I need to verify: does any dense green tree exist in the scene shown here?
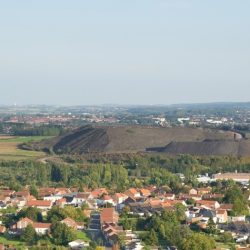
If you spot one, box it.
[220,232,234,243]
[232,197,249,216]
[206,218,217,234]
[224,185,249,215]
[146,229,158,246]
[181,233,215,250]
[47,206,67,223]
[51,222,76,246]
[18,207,43,222]
[21,224,37,245]
[30,184,39,199]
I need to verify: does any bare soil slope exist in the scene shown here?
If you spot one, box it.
[161,139,250,156]
[32,125,248,156]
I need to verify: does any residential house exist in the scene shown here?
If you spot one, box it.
[33,222,51,235]
[14,190,30,200]
[90,188,108,199]
[0,225,6,234]
[38,188,56,198]
[196,200,220,210]
[220,204,233,211]
[180,194,202,201]
[10,197,27,209]
[189,188,198,195]
[72,192,90,206]
[55,188,71,196]
[27,200,53,210]
[102,223,123,246]
[165,193,175,200]
[203,194,224,200]
[197,187,212,195]
[43,195,63,203]
[61,217,78,230]
[139,188,151,197]
[0,195,10,205]
[113,193,128,206]
[100,208,119,225]
[216,209,228,223]
[61,217,84,230]
[125,188,141,198]
[198,208,217,223]
[55,198,67,207]
[166,199,187,207]
[16,217,33,229]
[13,217,51,235]
[97,195,115,206]
[0,189,15,197]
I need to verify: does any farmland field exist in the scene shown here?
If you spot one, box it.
[0,135,51,161]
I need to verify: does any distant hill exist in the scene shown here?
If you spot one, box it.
[28,125,250,156]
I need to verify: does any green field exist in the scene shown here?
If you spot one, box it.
[0,136,52,161]
[0,236,25,250]
[0,135,52,143]
[76,231,90,241]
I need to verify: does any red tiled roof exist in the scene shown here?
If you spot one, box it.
[0,225,6,233]
[114,193,127,198]
[220,204,233,210]
[27,200,52,207]
[61,217,78,229]
[91,189,108,198]
[197,200,218,205]
[100,208,118,224]
[127,188,138,195]
[33,222,51,229]
[56,198,67,204]
[76,192,90,199]
[148,198,162,206]
[19,217,33,224]
[216,209,227,215]
[140,189,151,196]
[15,191,30,197]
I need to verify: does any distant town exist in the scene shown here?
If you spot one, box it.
[1,103,250,137]
[1,103,250,250]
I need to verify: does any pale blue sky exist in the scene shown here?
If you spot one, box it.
[0,0,250,105]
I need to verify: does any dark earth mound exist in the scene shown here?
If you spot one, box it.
[157,140,250,156]
[30,125,250,156]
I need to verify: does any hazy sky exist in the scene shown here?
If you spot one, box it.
[0,1,250,105]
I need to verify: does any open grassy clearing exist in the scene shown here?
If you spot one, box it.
[0,136,52,161]
[0,235,25,249]
[76,231,90,241]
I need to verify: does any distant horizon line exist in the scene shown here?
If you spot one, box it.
[0,101,250,107]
